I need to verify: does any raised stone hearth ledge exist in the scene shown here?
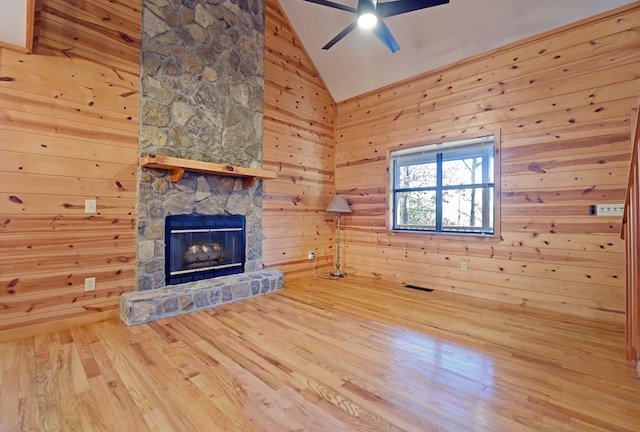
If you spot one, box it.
[120,270,284,326]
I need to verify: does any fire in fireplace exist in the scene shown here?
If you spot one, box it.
[165,215,246,285]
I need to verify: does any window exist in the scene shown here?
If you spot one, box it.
[389,134,498,235]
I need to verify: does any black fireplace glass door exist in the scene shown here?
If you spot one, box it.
[165,215,246,285]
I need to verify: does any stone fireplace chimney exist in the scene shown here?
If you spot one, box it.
[137,0,265,290]
[120,0,282,325]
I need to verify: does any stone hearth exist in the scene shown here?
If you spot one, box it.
[120,270,283,326]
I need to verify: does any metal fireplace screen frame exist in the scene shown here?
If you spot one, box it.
[165,214,246,285]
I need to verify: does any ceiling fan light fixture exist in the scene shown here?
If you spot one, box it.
[357,12,377,29]
[306,0,449,52]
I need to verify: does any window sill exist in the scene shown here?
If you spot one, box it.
[390,229,502,243]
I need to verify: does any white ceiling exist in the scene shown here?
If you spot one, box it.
[278,0,637,102]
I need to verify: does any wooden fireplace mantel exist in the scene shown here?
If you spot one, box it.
[139,154,278,188]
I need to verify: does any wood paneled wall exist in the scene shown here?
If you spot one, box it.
[262,0,337,276]
[0,0,141,341]
[334,4,640,322]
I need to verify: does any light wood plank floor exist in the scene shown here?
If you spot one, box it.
[1,275,640,431]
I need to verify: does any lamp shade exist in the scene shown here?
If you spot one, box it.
[326,195,351,213]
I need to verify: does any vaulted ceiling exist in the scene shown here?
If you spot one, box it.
[278,0,638,102]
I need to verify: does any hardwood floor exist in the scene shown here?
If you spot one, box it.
[1,275,639,431]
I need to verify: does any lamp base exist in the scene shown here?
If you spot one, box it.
[330,269,347,278]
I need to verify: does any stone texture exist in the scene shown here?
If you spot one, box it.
[141,101,170,127]
[163,296,179,313]
[120,270,284,325]
[148,199,166,218]
[195,176,211,201]
[142,75,175,104]
[169,126,193,147]
[171,102,195,126]
[203,66,218,82]
[163,59,183,76]
[144,258,164,273]
[150,177,170,194]
[138,240,156,261]
[134,0,267,294]
[194,195,226,214]
[164,192,196,215]
[195,4,214,27]
[144,9,171,37]
[145,219,165,239]
[139,126,168,148]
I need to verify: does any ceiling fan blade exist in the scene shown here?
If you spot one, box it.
[322,21,358,50]
[377,0,449,18]
[302,0,357,13]
[373,19,400,53]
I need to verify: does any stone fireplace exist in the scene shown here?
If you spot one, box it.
[119,0,283,326]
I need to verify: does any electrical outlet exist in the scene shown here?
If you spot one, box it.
[85,199,97,213]
[84,277,96,291]
[460,261,468,271]
[596,203,624,217]
[308,251,315,260]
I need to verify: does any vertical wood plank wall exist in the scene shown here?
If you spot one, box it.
[262,0,337,276]
[334,4,640,323]
[0,0,141,341]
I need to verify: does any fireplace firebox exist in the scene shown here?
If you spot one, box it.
[165,215,246,285]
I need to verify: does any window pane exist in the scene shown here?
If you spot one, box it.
[397,163,437,188]
[395,191,436,228]
[442,156,487,186]
[442,187,494,232]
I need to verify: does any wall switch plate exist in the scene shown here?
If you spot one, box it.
[85,199,97,213]
[596,203,624,217]
[460,261,468,271]
[84,277,96,291]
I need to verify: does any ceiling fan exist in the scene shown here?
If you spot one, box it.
[301,0,450,53]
